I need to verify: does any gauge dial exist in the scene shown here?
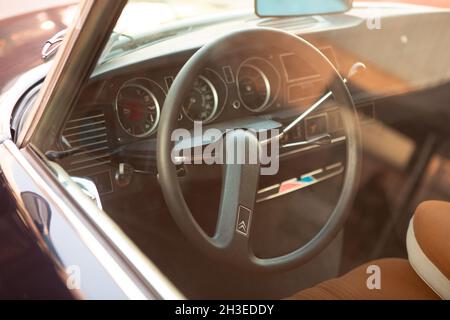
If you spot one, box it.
[182,76,219,123]
[237,64,271,112]
[115,83,160,137]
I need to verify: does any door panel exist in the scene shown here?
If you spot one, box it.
[0,140,142,299]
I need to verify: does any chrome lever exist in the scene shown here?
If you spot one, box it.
[282,133,332,148]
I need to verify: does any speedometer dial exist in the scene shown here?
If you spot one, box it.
[237,63,271,112]
[115,83,160,137]
[182,76,219,123]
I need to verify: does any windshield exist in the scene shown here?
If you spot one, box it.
[115,0,253,35]
[113,0,450,35]
[101,0,450,63]
[116,0,450,31]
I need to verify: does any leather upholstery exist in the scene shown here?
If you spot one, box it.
[290,258,439,300]
[290,200,450,300]
[411,201,450,279]
[407,201,450,299]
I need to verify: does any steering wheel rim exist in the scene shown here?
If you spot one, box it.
[157,28,360,272]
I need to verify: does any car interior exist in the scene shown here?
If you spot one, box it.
[24,0,450,299]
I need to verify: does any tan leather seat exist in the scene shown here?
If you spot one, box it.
[291,200,450,300]
[407,201,450,299]
[290,258,439,300]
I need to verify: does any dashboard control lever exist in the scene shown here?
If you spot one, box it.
[115,163,134,187]
[346,62,367,81]
[267,62,367,144]
[281,133,332,148]
[45,146,82,160]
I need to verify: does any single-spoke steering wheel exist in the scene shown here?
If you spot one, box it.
[157,28,360,272]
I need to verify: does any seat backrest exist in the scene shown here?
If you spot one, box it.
[406,201,450,299]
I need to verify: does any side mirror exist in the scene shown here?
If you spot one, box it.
[41,29,67,60]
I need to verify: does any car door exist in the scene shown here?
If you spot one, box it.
[0,0,180,300]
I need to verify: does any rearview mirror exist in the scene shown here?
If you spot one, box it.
[255,0,353,17]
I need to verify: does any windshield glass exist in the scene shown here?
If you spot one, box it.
[101,0,450,63]
[115,0,253,35]
[98,0,253,63]
[115,0,450,34]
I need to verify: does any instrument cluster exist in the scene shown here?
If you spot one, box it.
[111,47,336,139]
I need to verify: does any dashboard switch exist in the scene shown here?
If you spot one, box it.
[305,114,327,139]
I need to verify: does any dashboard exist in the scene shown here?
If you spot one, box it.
[60,45,347,198]
[57,4,450,202]
[91,45,338,134]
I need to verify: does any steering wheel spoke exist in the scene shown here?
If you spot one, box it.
[213,130,260,253]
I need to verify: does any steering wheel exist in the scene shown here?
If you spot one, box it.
[157,28,360,272]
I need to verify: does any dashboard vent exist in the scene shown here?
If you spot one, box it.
[63,110,112,173]
[258,16,321,32]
